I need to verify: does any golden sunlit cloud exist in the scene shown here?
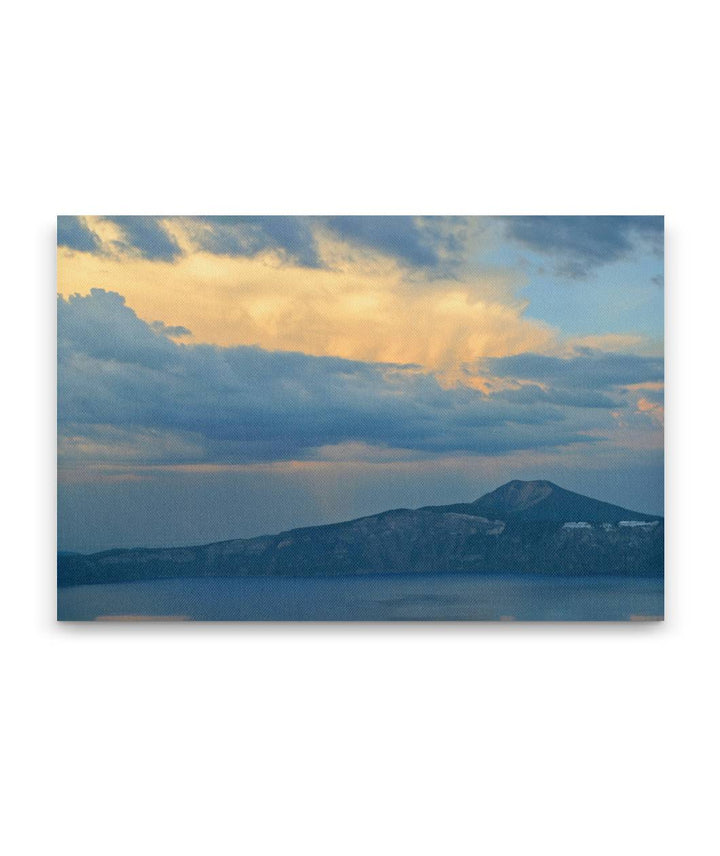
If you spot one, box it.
[57,237,558,373]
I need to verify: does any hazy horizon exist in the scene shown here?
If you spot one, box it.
[58,472,664,554]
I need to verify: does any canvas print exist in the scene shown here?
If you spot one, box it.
[57,216,664,621]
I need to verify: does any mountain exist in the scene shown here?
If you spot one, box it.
[421,479,660,523]
[57,480,663,587]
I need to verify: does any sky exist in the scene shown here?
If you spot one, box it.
[57,215,664,552]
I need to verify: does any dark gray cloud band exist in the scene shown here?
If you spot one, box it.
[500,215,663,278]
[57,215,663,281]
[484,350,664,390]
[58,290,662,466]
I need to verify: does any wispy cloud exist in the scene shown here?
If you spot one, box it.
[57,216,101,253]
[183,216,322,267]
[58,215,475,275]
[499,215,663,277]
[103,216,182,261]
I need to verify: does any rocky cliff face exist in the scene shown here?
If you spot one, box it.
[58,481,664,586]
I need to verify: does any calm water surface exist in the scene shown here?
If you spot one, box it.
[57,573,663,621]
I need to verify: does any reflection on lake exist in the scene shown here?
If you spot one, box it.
[58,573,663,621]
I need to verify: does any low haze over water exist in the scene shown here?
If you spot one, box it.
[58,574,663,622]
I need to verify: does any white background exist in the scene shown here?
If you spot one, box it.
[2,2,718,854]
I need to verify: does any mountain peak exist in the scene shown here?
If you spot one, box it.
[470,480,660,523]
[472,480,556,513]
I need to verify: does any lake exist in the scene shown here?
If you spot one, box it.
[57,573,663,621]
